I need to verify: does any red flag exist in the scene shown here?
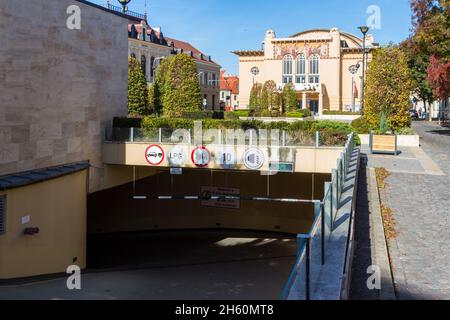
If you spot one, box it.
[354,81,358,98]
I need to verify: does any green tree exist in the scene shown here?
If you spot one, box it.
[128,57,148,116]
[282,83,298,112]
[249,82,263,112]
[364,46,413,131]
[410,0,450,101]
[401,38,434,111]
[260,80,278,112]
[154,58,169,115]
[147,83,155,114]
[161,54,202,117]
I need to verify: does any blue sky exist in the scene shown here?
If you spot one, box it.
[91,0,413,74]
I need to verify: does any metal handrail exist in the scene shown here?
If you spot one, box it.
[280,132,355,300]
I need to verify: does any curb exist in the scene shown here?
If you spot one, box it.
[368,168,396,300]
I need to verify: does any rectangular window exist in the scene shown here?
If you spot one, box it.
[0,195,5,235]
[296,76,306,84]
[283,76,292,84]
[309,75,320,84]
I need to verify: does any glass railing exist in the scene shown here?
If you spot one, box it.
[280,133,355,300]
[107,127,350,148]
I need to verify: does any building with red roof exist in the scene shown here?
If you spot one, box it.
[128,21,221,111]
[220,71,239,111]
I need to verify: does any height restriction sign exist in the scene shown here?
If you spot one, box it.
[145,145,165,166]
[192,146,211,168]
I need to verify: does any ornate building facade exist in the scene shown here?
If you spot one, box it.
[233,28,378,114]
[128,20,221,110]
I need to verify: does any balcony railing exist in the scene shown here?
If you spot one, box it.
[107,3,146,20]
[277,83,321,92]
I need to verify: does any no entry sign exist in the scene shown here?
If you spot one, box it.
[192,146,211,167]
[145,145,165,166]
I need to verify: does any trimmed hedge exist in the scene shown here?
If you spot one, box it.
[351,117,371,134]
[284,111,305,118]
[137,117,360,146]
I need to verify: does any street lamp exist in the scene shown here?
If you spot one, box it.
[117,0,131,13]
[358,26,369,114]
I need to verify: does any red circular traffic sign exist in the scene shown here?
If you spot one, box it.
[145,145,165,166]
[191,146,211,168]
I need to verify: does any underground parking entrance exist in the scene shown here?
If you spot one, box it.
[86,167,330,300]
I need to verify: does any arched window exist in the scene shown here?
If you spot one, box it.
[282,55,293,84]
[309,54,320,83]
[141,55,147,79]
[296,54,306,84]
[130,25,138,39]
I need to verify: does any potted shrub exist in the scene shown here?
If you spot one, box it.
[370,111,398,155]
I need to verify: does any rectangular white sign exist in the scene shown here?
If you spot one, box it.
[201,186,240,210]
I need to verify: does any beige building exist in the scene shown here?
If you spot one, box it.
[233,28,377,114]
[128,21,222,111]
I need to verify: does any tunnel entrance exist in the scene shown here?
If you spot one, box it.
[88,167,330,235]
[85,167,330,299]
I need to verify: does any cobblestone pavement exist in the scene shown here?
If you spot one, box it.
[373,121,450,300]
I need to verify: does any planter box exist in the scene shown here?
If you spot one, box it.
[370,133,398,155]
[359,134,420,147]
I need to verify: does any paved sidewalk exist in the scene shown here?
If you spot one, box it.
[360,121,450,300]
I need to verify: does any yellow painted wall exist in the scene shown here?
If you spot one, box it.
[0,170,88,280]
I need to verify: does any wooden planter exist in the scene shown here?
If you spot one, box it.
[370,131,398,155]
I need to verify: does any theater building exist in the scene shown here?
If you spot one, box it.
[233,28,378,114]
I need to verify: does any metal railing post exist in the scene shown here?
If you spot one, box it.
[315,131,320,148]
[320,202,325,265]
[306,238,311,300]
[218,129,222,145]
[282,130,287,147]
[130,127,134,142]
[158,128,162,143]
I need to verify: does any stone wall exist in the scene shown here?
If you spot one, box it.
[0,0,129,192]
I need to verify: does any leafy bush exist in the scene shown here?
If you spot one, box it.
[351,117,372,134]
[259,110,272,117]
[181,111,213,119]
[395,127,415,135]
[301,109,312,117]
[233,110,251,118]
[224,112,239,120]
[271,110,281,118]
[129,117,361,146]
[284,111,305,118]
